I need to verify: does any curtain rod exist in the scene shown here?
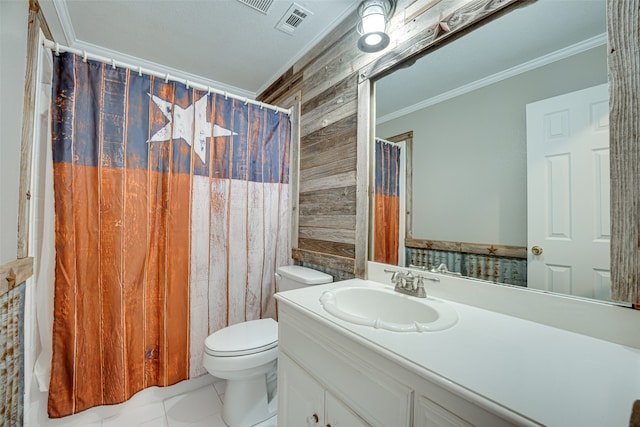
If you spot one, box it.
[375,137,400,145]
[42,39,292,116]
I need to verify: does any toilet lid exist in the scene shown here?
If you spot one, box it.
[204,318,278,357]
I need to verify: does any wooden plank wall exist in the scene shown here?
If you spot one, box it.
[259,0,524,277]
[0,258,33,297]
[405,238,527,259]
[608,0,640,305]
[2,0,51,297]
[17,0,52,259]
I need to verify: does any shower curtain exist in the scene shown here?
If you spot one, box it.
[48,52,291,418]
[373,139,401,265]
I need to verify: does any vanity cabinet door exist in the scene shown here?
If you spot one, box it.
[279,353,325,426]
[279,352,371,427]
[415,395,473,427]
[325,392,370,427]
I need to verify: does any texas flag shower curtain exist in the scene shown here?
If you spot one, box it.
[49,52,291,417]
[373,139,401,265]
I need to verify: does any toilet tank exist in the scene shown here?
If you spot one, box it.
[276,265,333,292]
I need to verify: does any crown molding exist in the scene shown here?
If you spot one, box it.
[377,33,607,124]
[51,0,76,45]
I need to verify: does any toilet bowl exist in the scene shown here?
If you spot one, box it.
[203,266,332,427]
[203,318,278,427]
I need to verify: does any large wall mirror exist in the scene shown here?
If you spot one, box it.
[369,0,620,303]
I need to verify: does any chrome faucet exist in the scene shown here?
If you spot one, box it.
[384,269,439,298]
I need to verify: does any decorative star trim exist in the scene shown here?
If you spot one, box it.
[487,245,498,255]
[433,12,453,39]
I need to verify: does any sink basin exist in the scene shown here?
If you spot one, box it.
[319,286,458,332]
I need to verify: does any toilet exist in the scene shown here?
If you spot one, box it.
[202,265,332,427]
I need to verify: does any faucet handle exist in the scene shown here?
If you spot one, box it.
[431,263,449,273]
[403,270,415,289]
[413,275,425,298]
[384,268,400,284]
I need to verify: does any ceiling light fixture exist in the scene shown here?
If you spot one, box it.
[357,0,396,53]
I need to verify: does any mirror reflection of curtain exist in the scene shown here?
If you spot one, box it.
[374,139,400,264]
[48,52,291,418]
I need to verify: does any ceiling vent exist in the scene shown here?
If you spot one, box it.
[236,0,274,14]
[276,3,313,34]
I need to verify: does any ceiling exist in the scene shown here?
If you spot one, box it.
[39,0,360,98]
[38,0,606,112]
[376,0,607,121]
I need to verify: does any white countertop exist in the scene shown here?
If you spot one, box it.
[276,279,640,427]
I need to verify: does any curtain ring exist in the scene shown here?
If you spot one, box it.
[111,59,116,70]
[243,98,248,105]
[82,50,87,62]
[54,42,60,56]
[207,86,212,95]
[224,91,228,100]
[138,66,142,77]
[259,102,264,110]
[185,80,190,89]
[165,73,170,83]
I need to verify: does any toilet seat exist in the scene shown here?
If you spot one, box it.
[205,318,278,357]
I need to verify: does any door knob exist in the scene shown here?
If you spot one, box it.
[532,245,543,256]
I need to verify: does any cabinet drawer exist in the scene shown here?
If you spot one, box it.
[279,312,412,427]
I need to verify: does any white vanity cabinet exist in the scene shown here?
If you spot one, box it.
[279,353,369,427]
[414,395,474,427]
[325,392,371,427]
[277,279,640,426]
[277,296,529,427]
[277,303,413,426]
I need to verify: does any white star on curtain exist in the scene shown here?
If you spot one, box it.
[148,94,237,164]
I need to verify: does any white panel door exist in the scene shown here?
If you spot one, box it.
[278,353,325,427]
[325,392,370,427]
[526,83,610,300]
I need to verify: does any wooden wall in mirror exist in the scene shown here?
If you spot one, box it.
[367,0,638,304]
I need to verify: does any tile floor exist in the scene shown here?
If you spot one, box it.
[103,381,229,427]
[27,377,277,427]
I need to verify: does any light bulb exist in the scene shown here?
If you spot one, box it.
[365,33,383,46]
